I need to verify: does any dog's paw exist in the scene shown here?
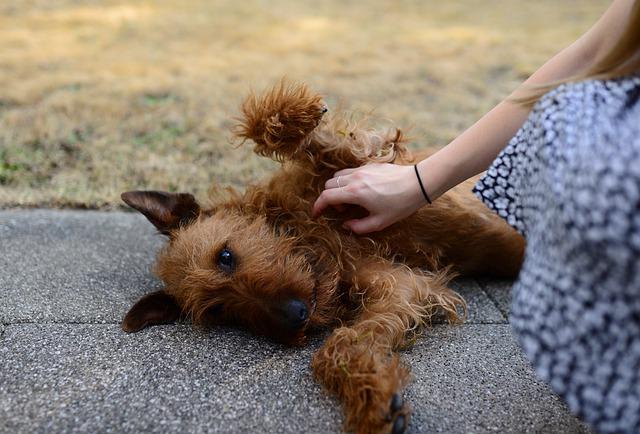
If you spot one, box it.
[234,79,327,162]
[388,393,408,434]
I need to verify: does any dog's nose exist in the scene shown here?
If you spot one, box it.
[284,299,308,329]
[320,106,328,114]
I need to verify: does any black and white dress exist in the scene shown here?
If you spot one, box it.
[473,74,640,433]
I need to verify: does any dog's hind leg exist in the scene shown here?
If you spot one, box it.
[311,261,464,434]
[305,116,414,172]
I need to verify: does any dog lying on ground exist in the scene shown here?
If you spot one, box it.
[121,80,524,434]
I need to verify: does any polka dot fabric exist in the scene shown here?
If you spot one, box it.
[474,74,640,433]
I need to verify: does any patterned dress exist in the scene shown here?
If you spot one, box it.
[473,74,640,434]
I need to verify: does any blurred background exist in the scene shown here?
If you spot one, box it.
[0,0,608,208]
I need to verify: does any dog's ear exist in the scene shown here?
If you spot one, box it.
[121,190,200,236]
[122,290,181,333]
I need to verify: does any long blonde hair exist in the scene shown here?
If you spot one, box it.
[518,0,640,106]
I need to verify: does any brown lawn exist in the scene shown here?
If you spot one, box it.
[0,0,609,208]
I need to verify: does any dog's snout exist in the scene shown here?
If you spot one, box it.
[285,299,308,329]
[320,106,328,114]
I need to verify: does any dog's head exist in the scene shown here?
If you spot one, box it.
[121,190,332,346]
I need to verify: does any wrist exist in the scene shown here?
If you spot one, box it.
[416,148,464,202]
[414,159,441,202]
[400,164,429,212]
[413,164,432,204]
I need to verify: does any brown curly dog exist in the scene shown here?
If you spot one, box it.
[121,80,524,434]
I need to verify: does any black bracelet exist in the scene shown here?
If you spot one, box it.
[414,164,432,204]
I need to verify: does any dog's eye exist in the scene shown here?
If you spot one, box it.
[217,248,235,273]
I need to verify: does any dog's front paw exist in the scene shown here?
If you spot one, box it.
[388,393,409,434]
[355,391,410,434]
[234,79,327,162]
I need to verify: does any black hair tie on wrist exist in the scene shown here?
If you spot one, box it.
[414,164,432,204]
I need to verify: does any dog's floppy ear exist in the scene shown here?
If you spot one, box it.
[121,190,200,236]
[122,290,181,333]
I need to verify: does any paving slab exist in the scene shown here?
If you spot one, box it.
[476,278,514,317]
[0,210,163,323]
[0,324,340,434]
[405,325,593,433]
[0,210,504,325]
[0,323,590,434]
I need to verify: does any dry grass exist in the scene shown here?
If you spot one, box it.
[0,0,608,208]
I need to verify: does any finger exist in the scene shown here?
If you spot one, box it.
[334,204,346,212]
[312,188,360,217]
[324,173,353,189]
[324,177,339,189]
[342,216,387,234]
[335,162,381,178]
[333,167,358,177]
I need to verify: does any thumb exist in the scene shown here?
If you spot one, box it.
[342,216,386,234]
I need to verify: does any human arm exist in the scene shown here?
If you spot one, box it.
[312,0,636,234]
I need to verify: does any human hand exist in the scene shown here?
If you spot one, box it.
[312,163,427,234]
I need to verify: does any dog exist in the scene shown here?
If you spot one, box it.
[120,80,524,434]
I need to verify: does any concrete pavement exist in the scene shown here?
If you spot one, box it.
[0,210,592,433]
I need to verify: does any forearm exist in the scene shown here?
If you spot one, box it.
[418,0,635,201]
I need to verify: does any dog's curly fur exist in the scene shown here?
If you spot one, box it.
[121,80,524,434]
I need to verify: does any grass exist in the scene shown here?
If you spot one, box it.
[0,0,609,208]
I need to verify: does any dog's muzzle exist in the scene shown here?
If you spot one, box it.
[283,299,308,330]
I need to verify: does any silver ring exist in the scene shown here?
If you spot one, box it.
[337,176,342,188]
